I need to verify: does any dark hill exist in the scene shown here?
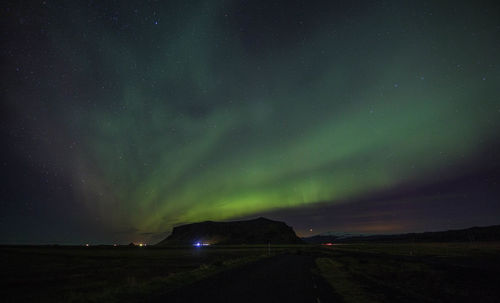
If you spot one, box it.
[157,217,303,245]
[302,225,500,244]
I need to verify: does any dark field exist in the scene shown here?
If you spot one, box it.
[0,245,289,302]
[1,243,500,302]
[316,242,500,303]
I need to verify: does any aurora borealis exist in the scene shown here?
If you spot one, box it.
[1,1,500,244]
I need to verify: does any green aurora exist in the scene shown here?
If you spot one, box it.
[2,1,500,243]
[73,2,499,235]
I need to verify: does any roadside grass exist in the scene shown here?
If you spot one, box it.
[328,242,500,258]
[315,242,500,303]
[315,257,377,303]
[80,253,270,303]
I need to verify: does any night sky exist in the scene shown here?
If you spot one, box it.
[1,1,500,244]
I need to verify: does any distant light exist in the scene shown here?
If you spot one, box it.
[85,243,89,247]
[309,228,313,232]
[322,243,333,246]
[113,244,117,247]
[139,243,143,247]
[193,242,210,247]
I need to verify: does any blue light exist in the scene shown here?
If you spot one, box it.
[193,242,210,247]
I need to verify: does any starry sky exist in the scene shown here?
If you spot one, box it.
[1,0,500,244]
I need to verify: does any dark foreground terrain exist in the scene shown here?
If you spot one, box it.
[317,242,500,303]
[152,253,338,303]
[1,242,500,302]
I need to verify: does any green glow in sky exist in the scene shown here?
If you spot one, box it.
[40,1,500,241]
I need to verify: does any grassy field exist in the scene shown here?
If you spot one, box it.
[2,243,500,302]
[315,242,500,303]
[0,245,291,302]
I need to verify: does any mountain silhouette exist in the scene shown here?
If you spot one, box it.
[157,217,303,245]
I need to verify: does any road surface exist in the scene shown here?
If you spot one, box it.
[152,253,339,303]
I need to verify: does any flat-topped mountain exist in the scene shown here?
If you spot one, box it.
[157,217,303,245]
